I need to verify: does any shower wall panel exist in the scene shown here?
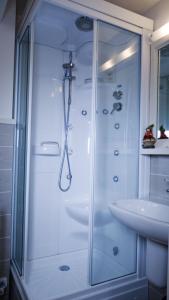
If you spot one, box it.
[59,56,92,253]
[91,66,138,282]
[28,45,63,259]
[28,44,92,260]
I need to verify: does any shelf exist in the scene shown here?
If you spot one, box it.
[0,118,16,124]
[141,139,169,155]
[33,142,61,156]
[141,148,169,155]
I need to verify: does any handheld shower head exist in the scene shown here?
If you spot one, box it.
[62,62,74,69]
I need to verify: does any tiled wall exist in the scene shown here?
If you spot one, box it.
[150,156,169,205]
[0,124,14,299]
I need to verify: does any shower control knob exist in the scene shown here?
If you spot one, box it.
[113,90,123,100]
[115,102,122,111]
[110,102,122,114]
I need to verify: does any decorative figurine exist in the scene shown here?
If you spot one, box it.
[159,125,168,139]
[142,124,156,148]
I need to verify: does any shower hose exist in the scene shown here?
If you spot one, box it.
[58,52,73,192]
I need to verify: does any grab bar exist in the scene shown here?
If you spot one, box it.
[40,141,60,147]
[34,141,61,156]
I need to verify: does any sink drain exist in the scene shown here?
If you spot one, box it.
[59,265,70,271]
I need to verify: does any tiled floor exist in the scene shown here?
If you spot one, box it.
[24,249,128,300]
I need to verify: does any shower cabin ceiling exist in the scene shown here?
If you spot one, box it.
[35,2,93,51]
[35,2,133,53]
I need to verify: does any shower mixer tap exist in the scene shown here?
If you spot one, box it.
[113,90,123,100]
[110,102,122,114]
[63,62,74,69]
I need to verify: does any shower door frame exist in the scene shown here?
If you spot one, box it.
[11,21,35,279]
[90,19,148,286]
[13,0,153,291]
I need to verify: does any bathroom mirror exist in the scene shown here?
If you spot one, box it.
[142,35,169,155]
[157,43,169,138]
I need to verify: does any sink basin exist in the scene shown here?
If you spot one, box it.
[66,201,113,227]
[109,199,169,245]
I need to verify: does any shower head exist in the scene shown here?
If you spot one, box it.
[75,16,93,32]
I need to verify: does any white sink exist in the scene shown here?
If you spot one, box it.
[66,201,113,227]
[109,199,169,245]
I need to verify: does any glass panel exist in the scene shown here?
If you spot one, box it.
[13,27,30,275]
[91,21,141,285]
[24,3,94,298]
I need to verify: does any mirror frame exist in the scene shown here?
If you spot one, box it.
[150,32,169,139]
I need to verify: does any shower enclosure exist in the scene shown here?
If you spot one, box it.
[12,1,152,299]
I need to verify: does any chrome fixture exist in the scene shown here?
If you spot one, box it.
[114,123,120,129]
[81,110,87,116]
[58,51,75,192]
[114,150,119,156]
[113,90,123,100]
[113,176,119,182]
[75,16,93,32]
[110,102,122,114]
[59,265,70,271]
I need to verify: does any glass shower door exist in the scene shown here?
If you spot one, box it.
[13,27,30,275]
[91,20,141,285]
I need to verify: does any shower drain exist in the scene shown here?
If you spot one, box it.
[59,265,70,271]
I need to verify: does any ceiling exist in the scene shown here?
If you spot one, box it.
[16,0,28,26]
[105,0,161,14]
[16,0,27,15]
[16,0,162,22]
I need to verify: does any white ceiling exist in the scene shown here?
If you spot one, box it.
[105,0,161,14]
